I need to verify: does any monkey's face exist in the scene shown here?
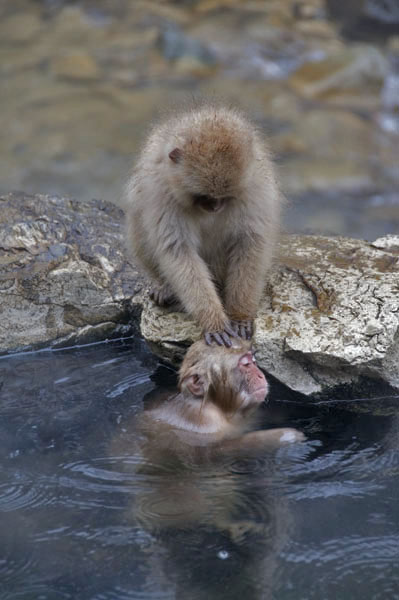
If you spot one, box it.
[235,351,268,406]
[191,193,232,214]
[179,341,268,417]
[168,140,244,211]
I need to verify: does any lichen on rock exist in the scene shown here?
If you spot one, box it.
[142,234,399,396]
[0,192,143,353]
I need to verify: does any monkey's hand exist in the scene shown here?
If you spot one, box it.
[230,319,254,340]
[244,428,306,449]
[204,323,238,348]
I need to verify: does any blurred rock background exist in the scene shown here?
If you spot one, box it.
[1,0,398,239]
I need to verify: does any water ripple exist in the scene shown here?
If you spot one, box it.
[2,585,71,600]
[0,555,36,587]
[281,535,399,599]
[273,442,399,500]
[0,479,55,512]
[54,458,138,509]
[106,373,152,399]
[284,534,399,566]
[93,585,174,600]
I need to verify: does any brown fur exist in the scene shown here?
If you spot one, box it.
[137,339,305,453]
[109,340,300,596]
[125,104,281,341]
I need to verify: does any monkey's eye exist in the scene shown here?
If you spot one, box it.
[192,194,213,204]
[238,353,254,367]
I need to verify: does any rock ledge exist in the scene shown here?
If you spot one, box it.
[1,192,398,397]
[142,235,399,396]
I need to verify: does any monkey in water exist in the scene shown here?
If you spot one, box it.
[134,339,305,468]
[109,341,303,597]
[110,340,304,533]
[125,105,281,347]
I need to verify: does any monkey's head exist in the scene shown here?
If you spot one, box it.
[167,110,254,213]
[178,340,268,417]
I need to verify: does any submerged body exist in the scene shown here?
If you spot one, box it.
[137,340,304,467]
[108,339,304,600]
[110,339,304,545]
[125,105,281,346]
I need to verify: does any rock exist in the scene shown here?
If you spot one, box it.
[289,45,387,98]
[142,234,399,397]
[0,13,42,44]
[1,192,398,398]
[372,233,399,250]
[293,0,326,21]
[174,55,218,77]
[195,0,244,13]
[281,158,373,195]
[274,109,371,162]
[158,25,215,64]
[0,192,143,354]
[365,0,399,24]
[51,52,100,81]
[298,110,371,157]
[327,0,399,28]
[296,20,337,39]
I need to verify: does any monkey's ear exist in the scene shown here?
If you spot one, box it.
[185,373,205,397]
[169,147,183,163]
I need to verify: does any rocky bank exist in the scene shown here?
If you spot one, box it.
[1,192,398,397]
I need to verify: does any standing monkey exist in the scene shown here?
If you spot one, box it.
[125,104,281,346]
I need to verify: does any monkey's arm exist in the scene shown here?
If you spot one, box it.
[224,231,272,338]
[217,428,305,457]
[155,242,236,346]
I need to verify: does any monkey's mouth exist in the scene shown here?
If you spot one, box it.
[253,383,268,403]
[192,194,225,213]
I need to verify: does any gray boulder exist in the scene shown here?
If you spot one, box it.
[1,191,398,397]
[141,234,399,396]
[0,191,143,353]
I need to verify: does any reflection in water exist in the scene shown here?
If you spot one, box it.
[0,339,398,599]
[111,401,295,600]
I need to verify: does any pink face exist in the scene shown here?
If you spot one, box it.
[238,352,268,403]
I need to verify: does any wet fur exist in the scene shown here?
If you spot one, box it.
[139,340,305,458]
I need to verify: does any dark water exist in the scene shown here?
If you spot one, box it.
[1,339,398,600]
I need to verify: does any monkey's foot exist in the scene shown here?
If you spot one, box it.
[204,323,238,348]
[149,285,178,308]
[230,319,254,340]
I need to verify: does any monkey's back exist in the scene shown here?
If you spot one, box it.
[125,104,282,290]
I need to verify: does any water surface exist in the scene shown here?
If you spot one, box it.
[1,339,398,599]
[1,0,398,239]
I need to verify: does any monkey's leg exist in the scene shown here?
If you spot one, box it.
[156,247,237,347]
[149,283,179,308]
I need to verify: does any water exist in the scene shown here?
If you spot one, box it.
[1,339,398,599]
[1,1,399,239]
